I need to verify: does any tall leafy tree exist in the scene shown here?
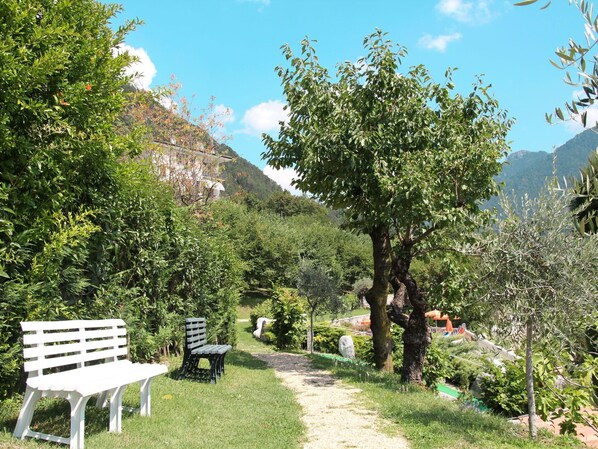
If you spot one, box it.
[471,188,598,438]
[263,30,512,380]
[0,0,138,395]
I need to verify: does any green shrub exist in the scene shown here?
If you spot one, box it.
[434,335,488,390]
[423,340,450,389]
[448,357,483,389]
[479,359,528,417]
[354,335,374,365]
[261,331,276,344]
[271,287,306,350]
[312,323,348,354]
[250,298,273,330]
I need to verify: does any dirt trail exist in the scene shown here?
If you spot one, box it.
[252,352,409,449]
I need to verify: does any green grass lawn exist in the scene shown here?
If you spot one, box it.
[0,349,303,449]
[315,307,370,322]
[237,293,269,320]
[309,354,583,449]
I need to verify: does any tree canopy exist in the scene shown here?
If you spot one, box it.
[264,30,512,380]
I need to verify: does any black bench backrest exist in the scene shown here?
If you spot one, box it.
[184,317,207,352]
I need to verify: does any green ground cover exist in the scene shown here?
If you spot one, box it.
[0,350,303,449]
[237,293,268,320]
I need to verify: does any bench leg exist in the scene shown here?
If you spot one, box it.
[208,356,218,384]
[139,378,153,417]
[108,386,126,433]
[178,353,190,380]
[219,353,227,377]
[95,391,108,408]
[13,387,42,439]
[67,393,91,449]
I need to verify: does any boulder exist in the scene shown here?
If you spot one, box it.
[338,335,355,359]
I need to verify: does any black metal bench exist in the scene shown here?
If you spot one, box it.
[178,318,231,383]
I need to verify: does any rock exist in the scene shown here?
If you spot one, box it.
[338,335,355,359]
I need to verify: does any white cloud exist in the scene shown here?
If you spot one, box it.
[214,104,235,124]
[240,100,288,136]
[436,0,493,24]
[263,165,302,196]
[418,32,462,52]
[113,44,157,90]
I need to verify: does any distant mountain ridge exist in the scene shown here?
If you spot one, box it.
[488,128,598,208]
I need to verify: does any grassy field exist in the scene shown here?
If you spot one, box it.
[0,349,303,449]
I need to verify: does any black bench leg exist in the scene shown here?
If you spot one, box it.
[209,356,218,384]
[218,353,226,377]
[178,354,191,380]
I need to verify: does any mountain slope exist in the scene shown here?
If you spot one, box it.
[489,128,598,207]
[217,143,281,200]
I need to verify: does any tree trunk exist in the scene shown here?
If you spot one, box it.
[526,317,537,439]
[307,311,314,353]
[365,225,393,372]
[402,304,431,383]
[390,249,431,384]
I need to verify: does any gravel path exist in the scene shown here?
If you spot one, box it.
[252,352,409,449]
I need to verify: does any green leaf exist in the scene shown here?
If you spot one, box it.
[514,0,539,5]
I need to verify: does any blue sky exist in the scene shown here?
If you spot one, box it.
[111,0,590,192]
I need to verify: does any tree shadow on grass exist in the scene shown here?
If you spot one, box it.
[1,396,138,442]
[168,350,269,383]
[228,350,269,371]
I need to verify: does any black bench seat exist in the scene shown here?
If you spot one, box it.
[178,318,231,383]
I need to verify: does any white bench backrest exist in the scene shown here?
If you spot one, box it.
[21,319,128,377]
[184,318,207,351]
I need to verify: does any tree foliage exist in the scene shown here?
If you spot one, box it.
[471,188,598,437]
[263,30,511,380]
[297,259,340,352]
[0,0,241,399]
[209,198,372,292]
[569,151,598,234]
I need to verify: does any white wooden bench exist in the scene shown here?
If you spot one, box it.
[13,319,168,449]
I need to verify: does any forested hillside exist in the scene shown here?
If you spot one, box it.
[489,128,598,207]
[217,143,281,200]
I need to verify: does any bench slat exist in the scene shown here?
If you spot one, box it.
[21,319,125,332]
[27,361,167,397]
[23,336,128,359]
[24,347,127,373]
[23,327,126,345]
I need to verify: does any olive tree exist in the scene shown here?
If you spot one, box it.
[263,30,512,381]
[472,188,598,438]
[297,259,340,353]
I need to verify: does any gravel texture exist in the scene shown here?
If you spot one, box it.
[252,352,409,449]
